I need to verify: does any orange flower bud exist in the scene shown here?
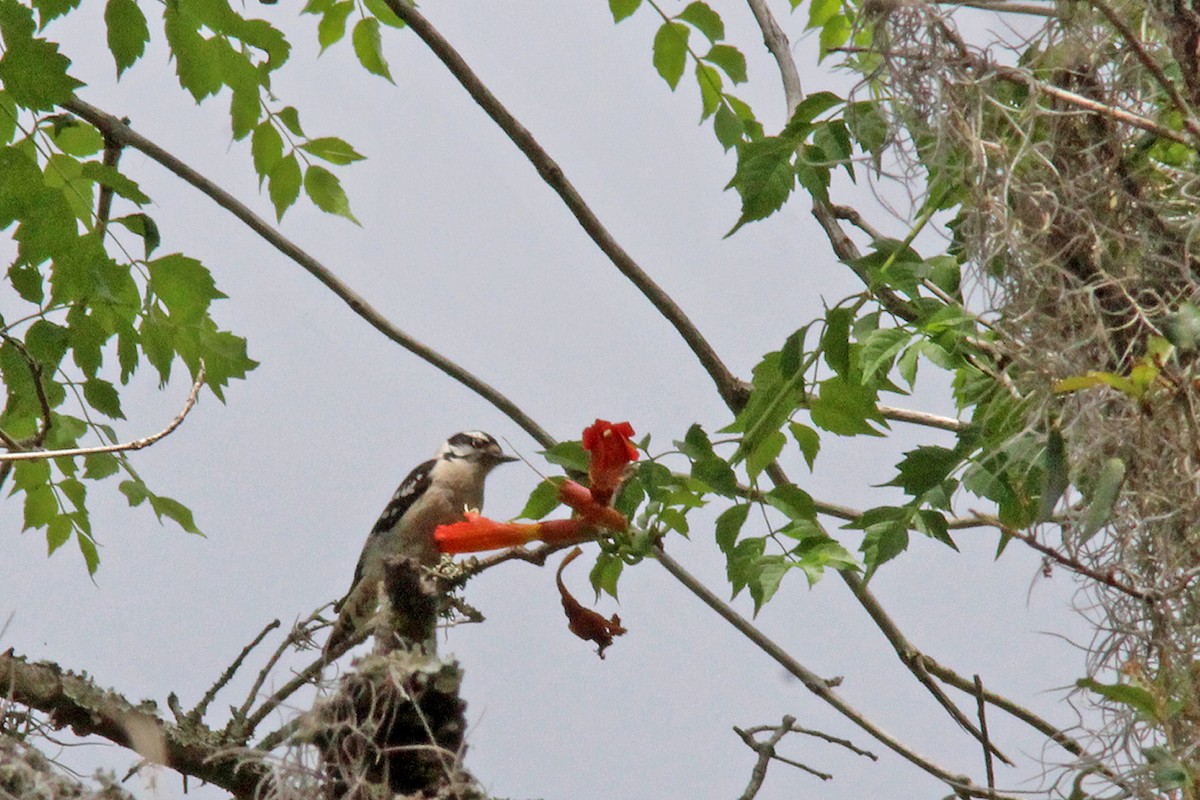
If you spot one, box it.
[435,513,541,554]
[581,419,638,504]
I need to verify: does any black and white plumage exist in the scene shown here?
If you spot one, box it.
[324,431,516,657]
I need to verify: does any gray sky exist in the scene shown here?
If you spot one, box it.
[2,3,1090,799]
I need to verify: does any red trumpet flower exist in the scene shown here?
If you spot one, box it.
[581,419,638,504]
[435,513,586,554]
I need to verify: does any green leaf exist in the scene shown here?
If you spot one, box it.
[712,102,744,150]
[23,483,58,529]
[362,0,405,27]
[76,529,99,574]
[299,136,366,165]
[48,118,103,156]
[853,507,911,577]
[859,328,910,383]
[790,91,843,126]
[746,429,785,480]
[268,152,302,220]
[1144,746,1193,791]
[725,137,795,235]
[818,14,852,57]
[0,91,18,144]
[652,21,689,90]
[164,8,221,100]
[542,440,589,473]
[1039,426,1069,520]
[83,378,124,419]
[1078,458,1124,543]
[691,456,737,496]
[80,162,150,204]
[119,478,150,507]
[589,551,624,600]
[715,502,749,553]
[677,1,723,42]
[519,478,563,520]
[251,121,284,179]
[352,17,393,82]
[46,515,72,554]
[32,0,81,28]
[83,451,119,479]
[111,213,160,258]
[750,556,789,613]
[609,0,642,22]
[25,319,70,369]
[303,164,359,224]
[821,306,851,375]
[807,0,842,29]
[149,253,220,320]
[1076,677,1161,721]
[764,484,814,520]
[104,0,149,78]
[277,106,305,137]
[809,376,885,436]
[0,28,84,111]
[695,62,722,120]
[317,0,353,51]
[704,44,747,84]
[885,445,960,497]
[788,422,820,470]
[150,493,202,534]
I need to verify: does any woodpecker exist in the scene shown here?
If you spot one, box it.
[324,431,516,657]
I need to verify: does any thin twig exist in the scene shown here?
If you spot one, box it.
[974,675,996,793]
[189,619,281,726]
[972,512,1152,600]
[234,608,328,731]
[877,404,965,432]
[655,546,1015,799]
[944,0,1059,17]
[744,0,803,116]
[60,98,555,451]
[1087,0,1200,139]
[379,1,746,411]
[735,715,828,800]
[0,364,205,462]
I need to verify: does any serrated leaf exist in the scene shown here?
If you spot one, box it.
[695,62,722,119]
[299,136,365,165]
[542,440,589,472]
[48,119,103,156]
[725,137,796,235]
[765,484,814,521]
[111,213,160,258]
[704,44,746,83]
[277,106,304,136]
[304,164,359,224]
[83,451,119,479]
[268,152,301,220]
[652,21,689,90]
[252,121,284,179]
[1078,458,1124,543]
[46,514,72,553]
[104,0,148,78]
[807,0,842,29]
[746,429,785,480]
[149,253,219,320]
[712,102,744,150]
[317,0,353,51]
[0,30,84,111]
[715,502,749,553]
[788,422,820,470]
[23,484,58,529]
[352,17,393,82]
[821,306,851,375]
[609,0,642,22]
[589,552,624,600]
[809,376,885,436]
[750,557,789,613]
[83,377,124,419]
[818,14,851,57]
[519,478,563,520]
[677,2,723,42]
[76,529,99,574]
[885,445,960,497]
[691,456,737,496]
[150,493,202,534]
[362,0,404,27]
[80,162,150,204]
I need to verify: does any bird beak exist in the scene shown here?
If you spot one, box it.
[495,453,519,464]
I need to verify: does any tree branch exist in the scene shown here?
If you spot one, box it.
[60,97,555,451]
[0,651,270,799]
[653,547,1016,799]
[0,364,204,462]
[380,2,746,411]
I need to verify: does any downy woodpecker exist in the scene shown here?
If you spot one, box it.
[324,431,516,656]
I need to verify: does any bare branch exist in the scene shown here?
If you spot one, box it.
[379,1,746,411]
[60,98,555,451]
[654,546,1016,799]
[188,619,280,726]
[974,675,997,792]
[0,364,204,462]
[743,0,803,115]
[0,651,270,798]
[735,715,828,800]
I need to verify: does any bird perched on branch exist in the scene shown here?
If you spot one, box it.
[324,431,517,657]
